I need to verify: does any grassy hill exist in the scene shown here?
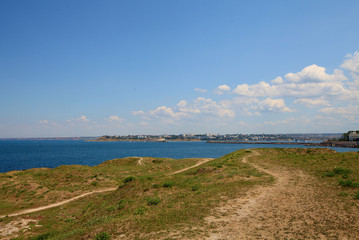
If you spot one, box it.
[1,148,359,239]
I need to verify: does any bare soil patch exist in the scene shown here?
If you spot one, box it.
[205,150,359,239]
[0,218,39,240]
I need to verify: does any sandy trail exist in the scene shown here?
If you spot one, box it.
[205,149,359,239]
[170,158,214,175]
[1,157,212,219]
[0,187,117,219]
[137,157,144,165]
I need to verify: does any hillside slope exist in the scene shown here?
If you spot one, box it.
[1,148,359,239]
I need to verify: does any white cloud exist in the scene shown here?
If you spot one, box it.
[294,98,330,108]
[67,115,90,123]
[130,52,359,131]
[318,104,359,124]
[80,116,89,122]
[271,76,283,84]
[139,97,235,124]
[194,88,208,93]
[284,64,347,83]
[319,105,359,115]
[258,98,293,112]
[215,84,231,95]
[39,120,49,124]
[232,63,358,101]
[232,81,277,97]
[182,97,235,118]
[108,115,124,122]
[140,121,149,126]
[132,110,145,115]
[223,96,293,115]
[341,51,359,80]
[264,118,295,126]
[149,106,189,119]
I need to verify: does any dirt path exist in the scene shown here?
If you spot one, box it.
[137,157,144,165]
[170,158,214,175]
[0,187,117,218]
[205,149,359,239]
[1,157,212,219]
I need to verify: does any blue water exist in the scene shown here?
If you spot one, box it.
[0,140,357,173]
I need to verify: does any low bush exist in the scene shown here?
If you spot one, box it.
[95,232,111,240]
[152,159,163,164]
[31,233,51,240]
[191,185,200,191]
[147,197,161,206]
[338,180,359,188]
[333,167,352,175]
[117,199,127,210]
[134,207,146,215]
[163,182,174,188]
[324,171,335,177]
[123,176,135,183]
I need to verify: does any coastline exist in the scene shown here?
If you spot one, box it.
[88,139,202,142]
[206,140,359,148]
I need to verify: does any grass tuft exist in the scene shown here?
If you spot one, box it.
[95,232,111,240]
[134,206,146,215]
[123,176,135,183]
[333,167,352,175]
[163,182,174,188]
[147,197,161,206]
[338,180,359,188]
[354,191,359,200]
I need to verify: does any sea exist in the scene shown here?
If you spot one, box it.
[0,140,357,173]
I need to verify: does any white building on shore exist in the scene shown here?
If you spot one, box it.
[348,131,359,141]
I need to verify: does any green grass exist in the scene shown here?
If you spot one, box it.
[3,148,359,239]
[1,150,268,239]
[95,232,111,240]
[354,191,359,200]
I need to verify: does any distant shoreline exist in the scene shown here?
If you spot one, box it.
[206,140,359,148]
[88,139,202,142]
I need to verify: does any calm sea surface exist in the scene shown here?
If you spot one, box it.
[0,140,357,173]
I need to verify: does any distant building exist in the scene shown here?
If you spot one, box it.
[349,132,359,141]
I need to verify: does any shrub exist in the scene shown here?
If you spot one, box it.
[333,167,352,175]
[95,232,111,240]
[106,205,116,213]
[338,180,359,187]
[191,185,200,191]
[163,182,174,188]
[152,159,163,164]
[134,207,146,215]
[147,197,161,206]
[31,233,51,240]
[324,171,335,177]
[117,199,127,210]
[123,176,135,183]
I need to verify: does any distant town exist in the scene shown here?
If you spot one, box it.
[94,133,343,143]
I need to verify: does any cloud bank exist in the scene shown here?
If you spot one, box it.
[133,52,359,131]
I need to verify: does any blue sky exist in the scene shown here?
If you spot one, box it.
[1,0,359,137]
